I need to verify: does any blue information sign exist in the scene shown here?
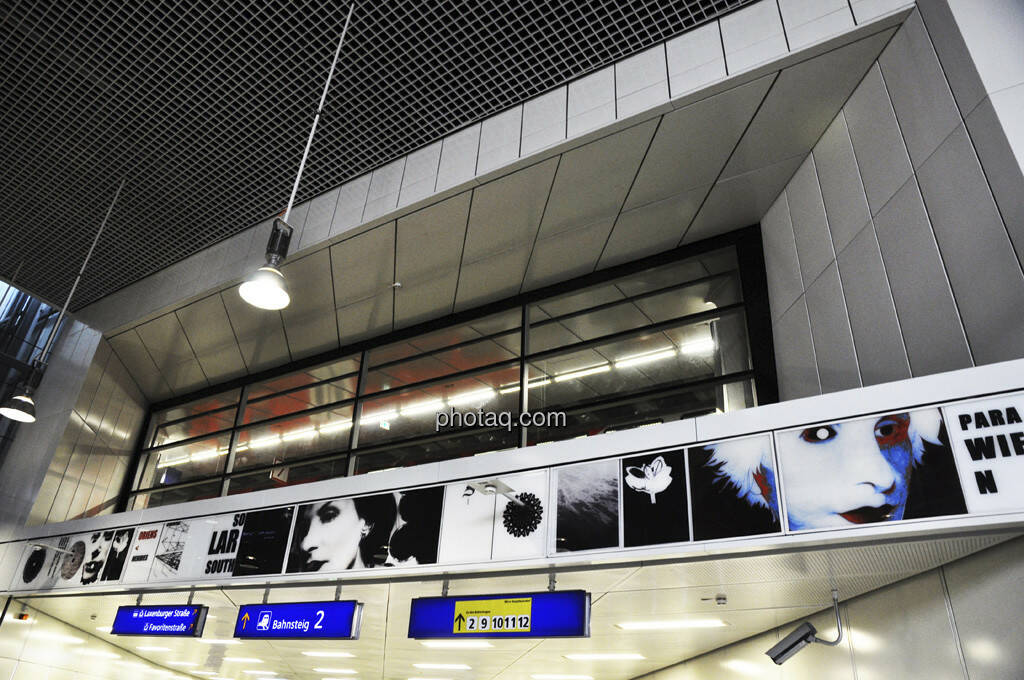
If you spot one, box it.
[111,605,208,637]
[234,601,363,640]
[408,590,590,639]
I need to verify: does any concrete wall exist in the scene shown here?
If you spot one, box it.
[762,5,1024,400]
[637,535,1024,680]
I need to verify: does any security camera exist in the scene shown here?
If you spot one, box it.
[765,589,843,665]
[766,621,817,665]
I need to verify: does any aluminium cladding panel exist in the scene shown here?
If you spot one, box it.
[7,361,1024,595]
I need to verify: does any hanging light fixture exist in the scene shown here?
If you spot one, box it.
[240,3,355,310]
[1,179,126,424]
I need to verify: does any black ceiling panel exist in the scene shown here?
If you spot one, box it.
[0,0,753,310]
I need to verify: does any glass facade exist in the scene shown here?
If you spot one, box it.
[128,237,772,509]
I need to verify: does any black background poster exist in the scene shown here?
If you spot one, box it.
[233,507,295,576]
[688,436,782,540]
[621,450,689,547]
[555,460,619,552]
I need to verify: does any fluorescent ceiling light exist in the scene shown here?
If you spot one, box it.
[249,434,282,449]
[360,410,397,424]
[447,388,496,406]
[302,652,354,658]
[225,657,264,662]
[616,619,728,630]
[531,675,594,680]
[318,420,352,434]
[563,653,644,660]
[282,427,317,441]
[241,671,276,675]
[400,399,445,416]
[312,669,356,674]
[553,364,610,382]
[420,641,493,649]
[614,348,677,369]
[409,677,452,680]
[136,645,172,651]
[193,673,218,676]
[498,378,550,394]
[679,337,716,355]
[169,661,198,666]
[94,626,112,633]
[413,663,471,670]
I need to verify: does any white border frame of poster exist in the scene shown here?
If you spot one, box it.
[4,360,1024,595]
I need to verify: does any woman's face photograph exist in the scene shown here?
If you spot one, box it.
[778,413,915,530]
[300,499,366,571]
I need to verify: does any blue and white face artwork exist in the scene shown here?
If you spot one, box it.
[775,410,943,530]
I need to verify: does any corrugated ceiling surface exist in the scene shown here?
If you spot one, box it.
[0,0,754,309]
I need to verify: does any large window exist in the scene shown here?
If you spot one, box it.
[127,230,775,510]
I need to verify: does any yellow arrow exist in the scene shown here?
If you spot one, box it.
[241,612,250,630]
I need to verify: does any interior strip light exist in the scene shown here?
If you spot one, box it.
[446,388,496,406]
[553,364,610,382]
[614,347,677,369]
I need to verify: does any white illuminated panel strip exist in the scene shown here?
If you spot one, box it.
[553,364,610,382]
[614,347,677,369]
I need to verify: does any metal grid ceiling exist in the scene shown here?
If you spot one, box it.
[0,0,754,310]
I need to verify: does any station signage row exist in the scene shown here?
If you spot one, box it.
[108,591,591,640]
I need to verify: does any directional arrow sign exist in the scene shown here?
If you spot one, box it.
[409,590,590,639]
[234,601,362,640]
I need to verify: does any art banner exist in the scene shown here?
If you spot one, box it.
[775,408,966,531]
[687,435,781,541]
[942,391,1024,513]
[286,486,444,573]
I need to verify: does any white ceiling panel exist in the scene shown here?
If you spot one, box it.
[107,329,173,401]
[135,312,209,395]
[454,247,533,312]
[538,120,658,239]
[221,286,293,373]
[461,158,558,263]
[279,249,340,360]
[394,193,472,327]
[682,155,804,245]
[523,218,616,291]
[337,292,394,346]
[623,73,775,210]
[721,27,896,177]
[598,184,710,269]
[175,294,248,384]
[330,222,396,308]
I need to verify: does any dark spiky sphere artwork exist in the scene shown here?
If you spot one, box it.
[503,492,543,537]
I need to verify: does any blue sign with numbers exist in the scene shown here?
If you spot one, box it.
[408,590,590,639]
[111,605,208,637]
[234,601,362,639]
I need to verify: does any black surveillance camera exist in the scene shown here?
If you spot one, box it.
[765,621,817,665]
[765,589,844,665]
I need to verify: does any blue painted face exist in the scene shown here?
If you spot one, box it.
[778,414,914,531]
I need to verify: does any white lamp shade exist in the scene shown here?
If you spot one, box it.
[0,394,36,423]
[239,265,290,310]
